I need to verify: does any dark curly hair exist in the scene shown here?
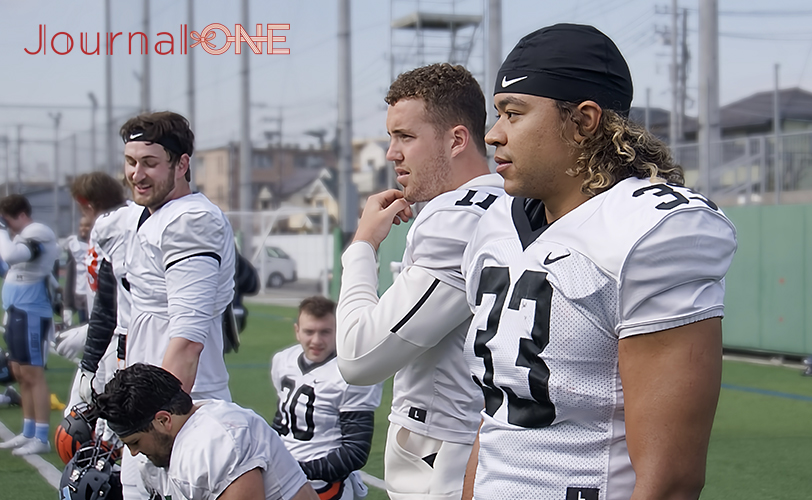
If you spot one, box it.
[119,111,194,181]
[386,63,487,155]
[95,363,193,437]
[555,100,684,196]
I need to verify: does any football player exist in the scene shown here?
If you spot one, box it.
[119,111,236,500]
[59,172,139,420]
[95,363,319,500]
[61,215,93,325]
[272,297,382,500]
[0,195,60,456]
[335,63,504,500]
[461,24,737,499]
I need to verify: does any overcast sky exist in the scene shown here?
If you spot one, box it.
[1,0,811,180]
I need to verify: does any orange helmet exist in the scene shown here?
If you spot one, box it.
[55,403,96,464]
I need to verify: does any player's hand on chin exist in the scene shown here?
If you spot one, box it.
[353,189,413,251]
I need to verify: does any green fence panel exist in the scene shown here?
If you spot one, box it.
[723,205,811,355]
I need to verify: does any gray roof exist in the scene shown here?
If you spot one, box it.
[720,87,812,130]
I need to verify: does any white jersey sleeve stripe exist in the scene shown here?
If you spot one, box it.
[390,278,440,333]
[165,250,221,270]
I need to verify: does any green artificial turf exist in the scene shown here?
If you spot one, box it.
[1,304,810,499]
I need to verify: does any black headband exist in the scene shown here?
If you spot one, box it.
[495,23,633,117]
[106,390,187,438]
[122,128,185,157]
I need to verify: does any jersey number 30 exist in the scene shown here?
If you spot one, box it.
[473,267,555,428]
[277,377,316,440]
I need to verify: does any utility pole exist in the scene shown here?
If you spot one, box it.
[698,0,720,196]
[669,0,679,147]
[105,0,115,176]
[1,136,8,195]
[774,64,781,204]
[49,112,62,231]
[71,134,77,226]
[678,8,689,142]
[16,125,22,193]
[239,0,253,251]
[338,0,357,238]
[645,88,651,131]
[487,0,502,130]
[141,0,151,113]
[187,0,196,191]
[88,92,98,170]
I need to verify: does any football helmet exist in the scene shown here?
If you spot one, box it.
[0,347,14,384]
[59,439,122,500]
[55,402,97,464]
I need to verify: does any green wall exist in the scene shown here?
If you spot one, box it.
[335,205,812,356]
[723,205,812,355]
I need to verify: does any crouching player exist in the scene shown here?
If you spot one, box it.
[272,297,382,500]
[95,363,318,500]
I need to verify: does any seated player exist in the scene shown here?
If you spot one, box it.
[272,297,382,500]
[95,363,318,500]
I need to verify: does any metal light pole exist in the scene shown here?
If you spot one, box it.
[48,112,62,231]
[187,0,196,191]
[337,0,358,237]
[105,0,115,176]
[71,134,77,226]
[88,92,98,170]
[141,0,151,113]
[1,136,8,195]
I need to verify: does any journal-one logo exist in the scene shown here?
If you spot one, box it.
[24,23,290,56]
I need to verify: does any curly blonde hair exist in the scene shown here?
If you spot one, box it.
[555,101,684,196]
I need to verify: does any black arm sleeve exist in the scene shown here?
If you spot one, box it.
[80,259,117,373]
[297,411,375,484]
[63,253,77,310]
[271,409,285,435]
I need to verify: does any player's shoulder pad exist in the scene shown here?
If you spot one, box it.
[411,174,505,235]
[155,195,232,265]
[549,177,736,278]
[91,203,140,247]
[21,222,56,243]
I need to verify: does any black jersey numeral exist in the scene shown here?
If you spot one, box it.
[455,190,498,210]
[632,183,718,211]
[472,268,556,428]
[277,377,316,441]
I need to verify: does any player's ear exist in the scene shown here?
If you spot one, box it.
[449,125,469,158]
[154,410,172,431]
[176,154,191,180]
[573,101,602,142]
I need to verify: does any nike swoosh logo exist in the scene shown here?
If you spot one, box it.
[502,75,528,88]
[544,252,570,265]
[129,132,143,140]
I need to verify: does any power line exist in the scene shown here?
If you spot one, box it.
[686,8,812,17]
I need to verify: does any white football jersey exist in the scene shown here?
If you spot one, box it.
[271,345,382,462]
[88,201,140,337]
[141,400,308,500]
[388,174,504,443]
[64,235,91,297]
[462,178,737,500]
[5,222,59,285]
[125,193,235,401]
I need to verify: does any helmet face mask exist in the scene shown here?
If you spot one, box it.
[59,439,122,500]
